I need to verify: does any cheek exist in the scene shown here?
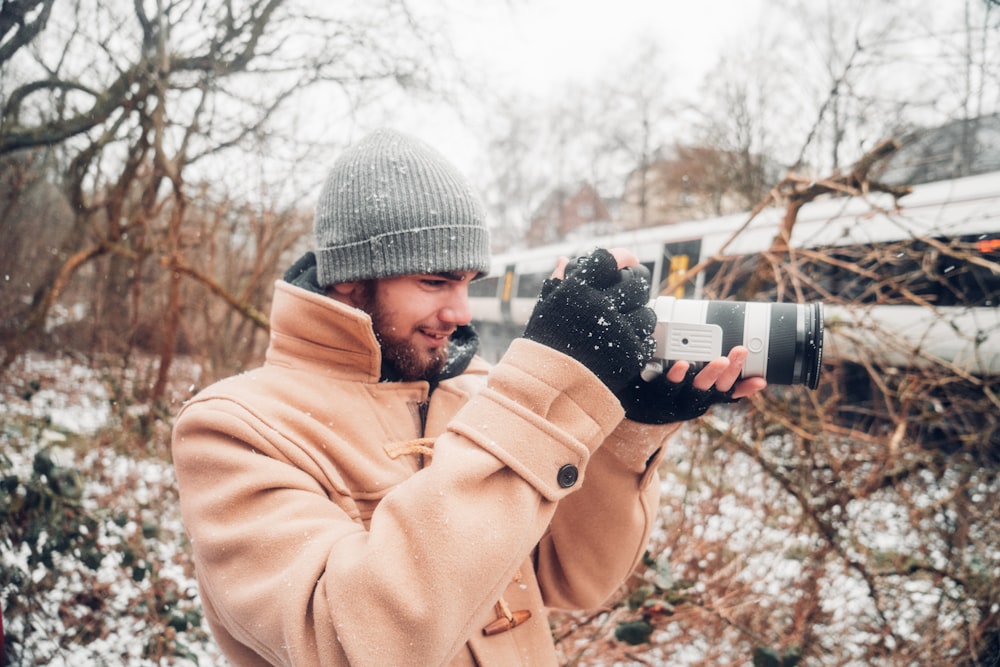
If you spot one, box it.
[374,281,453,326]
[380,302,432,334]
[403,294,446,321]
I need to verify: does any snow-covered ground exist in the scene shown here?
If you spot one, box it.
[1,353,225,667]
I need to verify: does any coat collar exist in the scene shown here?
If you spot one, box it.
[266,280,481,386]
[267,280,383,381]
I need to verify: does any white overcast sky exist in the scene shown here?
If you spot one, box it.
[450,0,765,94]
[269,1,772,203]
[400,0,767,171]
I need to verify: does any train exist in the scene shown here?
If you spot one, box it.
[469,171,1000,378]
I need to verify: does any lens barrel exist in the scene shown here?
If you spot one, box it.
[653,298,824,388]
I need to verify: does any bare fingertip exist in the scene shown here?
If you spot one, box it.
[551,256,570,279]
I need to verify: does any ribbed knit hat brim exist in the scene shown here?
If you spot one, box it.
[314,129,491,286]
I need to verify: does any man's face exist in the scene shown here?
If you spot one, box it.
[358,271,477,382]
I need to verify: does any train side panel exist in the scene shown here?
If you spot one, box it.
[471,172,1000,373]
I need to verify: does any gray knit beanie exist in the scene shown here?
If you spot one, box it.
[313,128,491,286]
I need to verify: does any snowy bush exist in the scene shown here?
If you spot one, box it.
[1,354,222,667]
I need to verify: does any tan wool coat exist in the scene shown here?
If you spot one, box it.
[171,281,676,666]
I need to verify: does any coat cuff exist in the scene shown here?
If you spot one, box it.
[448,339,624,501]
[601,420,679,488]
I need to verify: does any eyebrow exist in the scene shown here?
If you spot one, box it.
[431,271,474,282]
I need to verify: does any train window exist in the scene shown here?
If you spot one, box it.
[936,233,1000,307]
[700,254,769,299]
[799,241,932,304]
[468,276,499,298]
[516,262,658,299]
[516,271,548,299]
[974,233,1000,306]
[795,233,1000,307]
[641,261,655,275]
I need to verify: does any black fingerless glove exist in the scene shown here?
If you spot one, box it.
[522,249,657,395]
[615,366,740,424]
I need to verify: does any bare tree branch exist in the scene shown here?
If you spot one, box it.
[161,254,270,330]
[0,0,54,64]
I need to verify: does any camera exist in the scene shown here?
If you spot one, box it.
[643,296,824,389]
[563,257,824,388]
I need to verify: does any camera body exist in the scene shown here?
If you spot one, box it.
[645,296,824,389]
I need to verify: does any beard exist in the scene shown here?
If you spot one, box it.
[357,281,450,382]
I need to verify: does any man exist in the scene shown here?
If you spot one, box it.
[171,128,764,666]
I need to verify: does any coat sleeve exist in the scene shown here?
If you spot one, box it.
[171,340,628,667]
[534,419,677,610]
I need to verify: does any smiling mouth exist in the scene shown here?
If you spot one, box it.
[420,329,453,346]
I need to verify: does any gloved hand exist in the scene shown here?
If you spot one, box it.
[522,248,657,395]
[615,366,740,424]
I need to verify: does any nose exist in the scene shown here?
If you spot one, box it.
[440,286,472,326]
